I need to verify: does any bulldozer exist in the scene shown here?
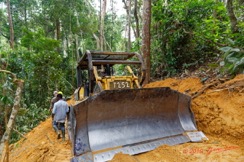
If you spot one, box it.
[67,50,200,162]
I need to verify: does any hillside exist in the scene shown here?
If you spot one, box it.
[10,74,244,162]
[9,117,71,162]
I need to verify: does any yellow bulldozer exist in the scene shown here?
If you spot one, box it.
[67,50,200,162]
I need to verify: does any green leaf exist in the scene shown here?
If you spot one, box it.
[18,108,28,116]
[219,46,233,53]
[233,57,244,73]
[1,96,12,105]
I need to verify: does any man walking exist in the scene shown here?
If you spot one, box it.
[49,90,58,112]
[52,93,69,141]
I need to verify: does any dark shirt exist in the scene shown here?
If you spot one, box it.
[50,96,58,110]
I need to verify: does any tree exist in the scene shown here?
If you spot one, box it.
[0,70,24,162]
[226,0,238,33]
[142,0,151,84]
[100,0,107,51]
[123,0,132,51]
[0,0,98,144]
[5,0,14,48]
[133,0,140,39]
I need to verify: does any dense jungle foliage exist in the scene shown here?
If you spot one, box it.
[0,0,243,143]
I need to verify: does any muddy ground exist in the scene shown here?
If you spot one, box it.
[9,74,244,162]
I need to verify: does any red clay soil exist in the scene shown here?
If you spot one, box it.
[9,118,72,162]
[10,75,244,162]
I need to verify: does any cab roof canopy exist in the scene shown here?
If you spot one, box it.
[77,50,144,70]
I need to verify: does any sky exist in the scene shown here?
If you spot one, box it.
[0,2,5,9]
[94,0,126,16]
[0,1,126,16]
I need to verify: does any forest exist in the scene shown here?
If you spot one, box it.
[0,0,243,154]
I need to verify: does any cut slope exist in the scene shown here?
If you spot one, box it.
[145,75,244,145]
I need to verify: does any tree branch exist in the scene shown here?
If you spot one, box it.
[0,32,8,39]
[226,0,239,33]
[13,128,27,139]
[0,70,17,81]
[0,71,24,161]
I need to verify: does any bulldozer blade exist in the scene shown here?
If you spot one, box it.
[69,87,197,162]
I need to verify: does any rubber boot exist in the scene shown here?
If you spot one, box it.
[61,130,65,141]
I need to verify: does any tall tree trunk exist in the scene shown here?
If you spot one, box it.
[99,0,102,50]
[128,0,131,51]
[74,9,84,60]
[100,0,107,51]
[6,0,14,49]
[226,0,238,33]
[123,0,132,51]
[55,18,61,53]
[24,1,28,29]
[0,70,24,162]
[134,0,140,39]
[142,0,151,85]
[56,19,61,40]
[93,33,100,50]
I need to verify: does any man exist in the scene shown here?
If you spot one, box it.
[49,91,58,112]
[52,93,69,141]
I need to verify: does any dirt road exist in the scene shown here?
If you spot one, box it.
[10,117,71,162]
